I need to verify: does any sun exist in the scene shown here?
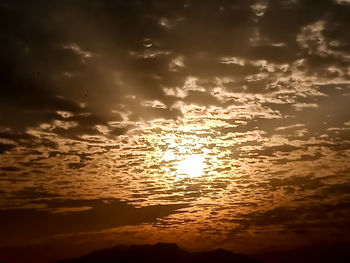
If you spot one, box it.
[176,155,206,178]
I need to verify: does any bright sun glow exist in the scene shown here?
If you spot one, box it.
[176,155,206,178]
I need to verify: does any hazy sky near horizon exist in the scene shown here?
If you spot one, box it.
[1,0,350,257]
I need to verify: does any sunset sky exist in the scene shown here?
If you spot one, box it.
[1,0,350,262]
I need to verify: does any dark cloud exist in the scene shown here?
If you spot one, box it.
[0,166,21,172]
[1,0,349,134]
[0,198,186,245]
[268,175,323,190]
[10,187,61,200]
[235,200,350,234]
[0,143,15,154]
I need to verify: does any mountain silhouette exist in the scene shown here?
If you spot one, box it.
[56,243,263,263]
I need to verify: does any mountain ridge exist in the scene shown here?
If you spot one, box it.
[56,242,262,263]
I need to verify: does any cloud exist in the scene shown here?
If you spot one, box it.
[0,0,350,255]
[0,143,15,154]
[0,198,186,245]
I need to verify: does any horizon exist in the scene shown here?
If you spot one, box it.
[1,1,350,263]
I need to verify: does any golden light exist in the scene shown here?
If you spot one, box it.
[176,155,206,178]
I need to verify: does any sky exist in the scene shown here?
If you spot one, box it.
[0,0,350,261]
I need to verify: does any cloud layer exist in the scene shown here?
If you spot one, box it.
[0,0,350,256]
